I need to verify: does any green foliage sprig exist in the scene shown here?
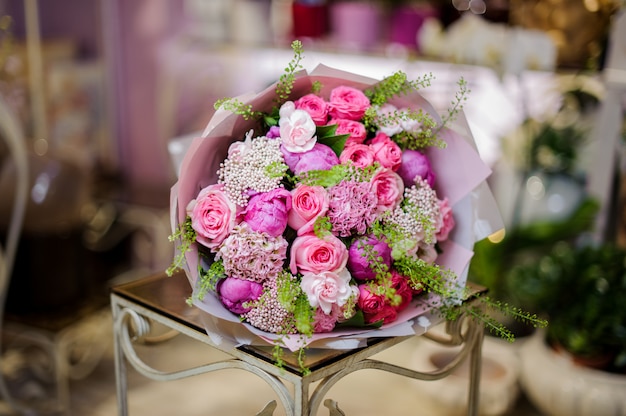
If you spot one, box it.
[213,97,263,121]
[365,71,434,106]
[275,40,305,104]
[188,260,226,306]
[439,77,470,128]
[213,40,304,129]
[394,255,547,342]
[297,162,379,189]
[166,217,197,277]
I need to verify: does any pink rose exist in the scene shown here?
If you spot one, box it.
[244,188,292,237]
[339,143,376,168]
[396,149,435,188]
[357,284,398,325]
[288,184,329,236]
[300,268,354,314]
[371,167,404,213]
[295,93,329,126]
[328,86,370,121]
[375,103,403,136]
[289,233,348,275]
[279,101,317,153]
[186,184,238,251]
[282,143,339,176]
[217,277,263,315]
[390,271,413,312]
[369,132,402,171]
[436,198,455,242]
[330,118,367,146]
[347,235,392,281]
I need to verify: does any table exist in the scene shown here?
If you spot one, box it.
[111,271,487,416]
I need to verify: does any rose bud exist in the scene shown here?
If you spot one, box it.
[357,284,398,325]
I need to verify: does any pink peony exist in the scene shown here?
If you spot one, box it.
[300,268,354,314]
[288,184,329,236]
[369,132,402,171]
[370,167,404,213]
[281,143,339,176]
[279,101,317,153]
[396,149,435,188]
[357,284,398,325]
[347,235,392,281]
[187,183,238,251]
[266,125,281,139]
[217,277,263,315]
[244,188,292,237]
[328,86,370,121]
[295,93,329,126]
[330,118,367,146]
[339,144,376,169]
[436,197,455,242]
[289,233,348,275]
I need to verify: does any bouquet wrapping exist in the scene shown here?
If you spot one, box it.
[170,61,502,353]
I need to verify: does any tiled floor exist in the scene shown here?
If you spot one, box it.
[1,312,544,416]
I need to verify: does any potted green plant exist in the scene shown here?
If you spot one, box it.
[512,242,626,371]
[513,242,626,416]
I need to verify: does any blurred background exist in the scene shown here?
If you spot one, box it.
[0,0,625,415]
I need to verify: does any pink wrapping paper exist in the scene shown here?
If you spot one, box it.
[170,64,500,352]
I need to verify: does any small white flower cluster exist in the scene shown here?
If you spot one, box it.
[387,177,440,246]
[217,133,286,207]
[244,275,296,334]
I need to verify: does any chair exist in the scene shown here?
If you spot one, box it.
[0,92,30,414]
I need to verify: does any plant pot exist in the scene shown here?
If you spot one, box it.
[329,1,384,52]
[292,2,328,39]
[519,330,626,416]
[389,4,439,51]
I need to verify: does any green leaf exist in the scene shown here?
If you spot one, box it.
[335,310,384,329]
[316,123,338,138]
[318,134,349,158]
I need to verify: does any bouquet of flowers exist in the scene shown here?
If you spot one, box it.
[169,42,505,364]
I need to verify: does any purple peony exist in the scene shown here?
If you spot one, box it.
[396,149,435,188]
[281,143,339,176]
[217,277,263,315]
[266,125,281,139]
[243,188,292,237]
[347,235,392,281]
